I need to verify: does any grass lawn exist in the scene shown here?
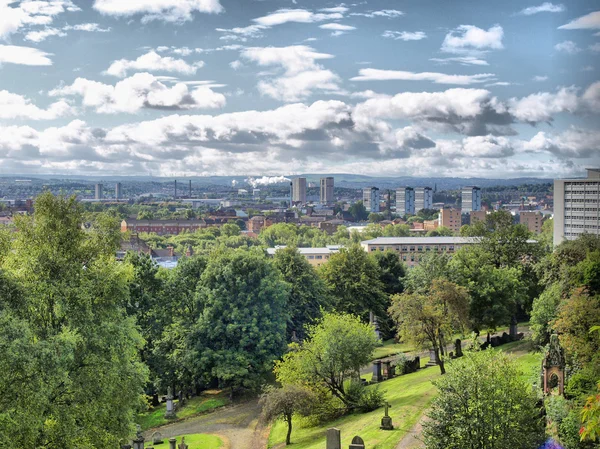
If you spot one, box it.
[161,433,224,449]
[371,339,414,360]
[137,390,230,431]
[268,340,542,449]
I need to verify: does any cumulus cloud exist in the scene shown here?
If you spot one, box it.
[241,45,342,101]
[0,90,72,120]
[350,68,496,85]
[558,11,600,30]
[105,51,204,77]
[0,44,52,65]
[441,25,504,55]
[522,127,600,158]
[554,40,581,53]
[49,73,226,114]
[518,3,565,15]
[382,31,426,41]
[582,81,600,112]
[93,0,223,22]
[0,0,79,39]
[24,27,66,42]
[508,86,579,123]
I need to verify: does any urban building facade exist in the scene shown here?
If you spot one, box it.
[266,246,341,267]
[320,177,334,204]
[554,169,600,246]
[363,187,380,212]
[396,187,415,216]
[461,186,482,213]
[115,182,122,200]
[292,177,307,204]
[470,210,487,224]
[95,183,103,200]
[414,187,433,212]
[439,208,462,233]
[519,211,543,234]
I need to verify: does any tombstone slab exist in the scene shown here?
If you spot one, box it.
[349,435,365,449]
[326,428,341,449]
[372,361,383,383]
[169,438,177,449]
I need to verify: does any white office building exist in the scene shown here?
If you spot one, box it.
[414,187,433,212]
[396,187,415,216]
[363,187,380,212]
[554,168,600,247]
[461,186,481,213]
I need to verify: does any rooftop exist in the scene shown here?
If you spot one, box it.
[361,237,481,245]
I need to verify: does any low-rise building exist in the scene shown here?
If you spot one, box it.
[439,208,461,233]
[266,246,341,267]
[121,218,206,235]
[247,215,272,233]
[520,211,543,233]
[470,210,487,224]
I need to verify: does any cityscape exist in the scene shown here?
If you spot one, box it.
[0,0,599,449]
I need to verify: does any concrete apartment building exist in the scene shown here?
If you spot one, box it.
[266,246,341,267]
[439,208,462,233]
[461,186,482,213]
[363,187,380,212]
[470,210,487,224]
[115,182,122,200]
[320,177,334,204]
[396,187,415,216]
[554,169,600,246]
[361,236,480,267]
[95,183,103,200]
[414,187,433,212]
[519,211,543,234]
[292,177,307,204]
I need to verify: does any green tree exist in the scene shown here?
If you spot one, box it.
[1,192,147,449]
[530,283,562,346]
[348,201,368,221]
[221,223,241,237]
[190,249,289,395]
[274,312,379,409]
[368,212,384,223]
[405,252,451,293]
[423,349,545,449]
[273,247,329,340]
[319,244,388,320]
[259,385,315,445]
[389,280,469,374]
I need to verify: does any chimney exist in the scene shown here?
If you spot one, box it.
[167,246,175,257]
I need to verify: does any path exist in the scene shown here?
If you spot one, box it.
[145,399,266,449]
[395,415,429,449]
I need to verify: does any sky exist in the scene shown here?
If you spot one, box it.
[0,0,599,179]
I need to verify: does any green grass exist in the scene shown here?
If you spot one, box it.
[161,433,223,449]
[137,391,230,431]
[268,340,542,449]
[371,339,414,360]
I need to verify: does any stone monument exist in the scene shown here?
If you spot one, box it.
[454,338,463,357]
[380,402,393,430]
[132,425,144,449]
[169,438,177,449]
[165,387,176,419]
[372,360,383,382]
[326,428,341,449]
[542,334,566,395]
[349,435,366,449]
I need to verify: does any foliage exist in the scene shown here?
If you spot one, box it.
[404,252,451,293]
[423,349,545,449]
[368,212,384,223]
[348,201,368,221]
[581,381,600,442]
[273,246,329,340]
[274,312,379,409]
[531,283,562,346]
[0,192,147,449]
[260,385,315,445]
[426,226,454,237]
[389,279,469,374]
[319,244,388,320]
[190,248,289,393]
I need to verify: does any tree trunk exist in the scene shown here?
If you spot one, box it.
[285,414,293,445]
[438,357,446,375]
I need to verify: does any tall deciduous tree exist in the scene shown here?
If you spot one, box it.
[424,349,545,449]
[389,280,469,374]
[190,249,289,395]
[0,192,147,449]
[273,246,329,340]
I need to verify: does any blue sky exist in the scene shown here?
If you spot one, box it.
[0,0,599,178]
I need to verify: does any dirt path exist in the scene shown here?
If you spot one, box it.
[145,399,266,449]
[395,414,429,449]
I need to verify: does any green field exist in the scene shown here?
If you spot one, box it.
[268,340,542,449]
[159,433,224,449]
[137,391,230,431]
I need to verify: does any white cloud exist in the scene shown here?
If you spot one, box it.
[93,0,223,22]
[253,8,343,27]
[589,43,600,52]
[350,68,496,85]
[508,86,579,122]
[63,23,111,32]
[582,81,600,112]
[0,44,52,65]
[216,24,265,41]
[522,127,600,158]
[229,60,243,70]
[319,23,355,31]
[533,75,548,82]
[319,6,349,14]
[349,10,404,18]
[0,90,72,120]
[554,40,581,53]
[485,82,514,87]
[0,0,80,39]
[518,3,565,15]
[382,31,426,41]
[24,27,66,42]
[441,25,504,54]
[430,56,489,66]
[49,72,226,113]
[558,11,600,30]
[105,51,204,77]
[241,45,342,101]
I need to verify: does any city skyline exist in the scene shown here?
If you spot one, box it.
[0,0,599,178]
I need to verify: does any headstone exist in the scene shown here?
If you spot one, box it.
[372,360,383,382]
[509,317,518,341]
[369,311,381,340]
[178,436,188,449]
[349,435,366,449]
[165,387,176,419]
[426,349,439,367]
[132,425,145,449]
[169,438,177,449]
[380,402,393,430]
[326,428,341,449]
[178,390,185,407]
[455,338,463,357]
[151,432,163,445]
[383,360,393,379]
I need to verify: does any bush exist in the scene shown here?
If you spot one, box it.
[558,407,596,449]
[344,381,386,413]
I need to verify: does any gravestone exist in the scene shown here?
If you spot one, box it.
[151,432,163,445]
[326,428,341,449]
[426,349,439,367]
[383,360,394,379]
[168,438,177,449]
[132,425,145,449]
[178,390,185,407]
[372,361,383,382]
[349,435,366,449]
[178,437,188,449]
[369,311,381,340]
[509,317,518,341]
[165,387,176,419]
[454,338,463,357]
[380,402,393,430]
